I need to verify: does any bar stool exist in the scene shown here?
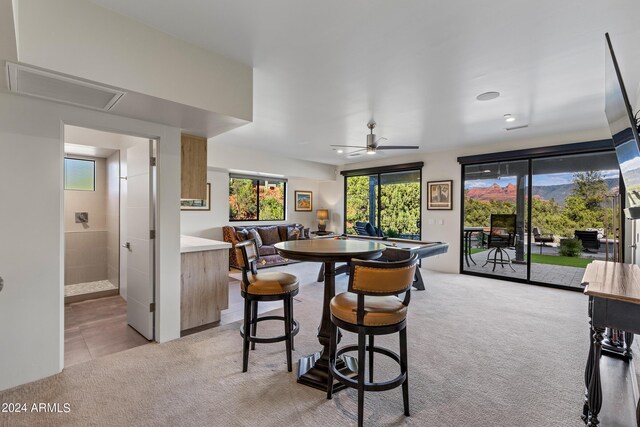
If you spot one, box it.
[326,254,418,427]
[236,239,300,372]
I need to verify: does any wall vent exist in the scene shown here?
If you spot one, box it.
[6,62,125,111]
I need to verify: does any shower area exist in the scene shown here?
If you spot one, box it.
[64,151,121,301]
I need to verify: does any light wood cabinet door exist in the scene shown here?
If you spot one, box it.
[181,134,207,200]
[180,249,229,331]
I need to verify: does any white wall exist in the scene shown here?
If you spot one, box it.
[180,171,328,240]
[14,0,252,122]
[181,141,339,239]
[0,92,181,391]
[106,152,120,287]
[341,128,610,273]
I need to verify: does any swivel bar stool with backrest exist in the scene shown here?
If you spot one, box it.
[235,239,300,372]
[326,254,418,427]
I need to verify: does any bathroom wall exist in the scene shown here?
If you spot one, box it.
[64,156,108,285]
[106,152,120,287]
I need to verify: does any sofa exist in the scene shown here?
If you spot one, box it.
[223,224,310,269]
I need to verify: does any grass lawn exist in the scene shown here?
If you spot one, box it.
[468,248,593,268]
[530,254,593,268]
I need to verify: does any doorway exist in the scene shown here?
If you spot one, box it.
[62,125,156,367]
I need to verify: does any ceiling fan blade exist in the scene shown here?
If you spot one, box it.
[330,145,366,148]
[348,152,364,157]
[374,137,387,145]
[376,145,419,150]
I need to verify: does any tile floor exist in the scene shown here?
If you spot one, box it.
[64,280,117,297]
[64,296,150,367]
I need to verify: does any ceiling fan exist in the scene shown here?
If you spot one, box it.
[331,121,419,157]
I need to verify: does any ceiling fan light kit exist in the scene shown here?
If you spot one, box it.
[330,121,419,156]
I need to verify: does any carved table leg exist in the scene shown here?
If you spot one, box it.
[625,331,634,359]
[587,325,605,426]
[583,299,595,423]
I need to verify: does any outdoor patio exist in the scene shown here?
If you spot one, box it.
[464,242,615,289]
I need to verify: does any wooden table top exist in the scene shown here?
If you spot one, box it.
[583,260,640,304]
[274,239,386,262]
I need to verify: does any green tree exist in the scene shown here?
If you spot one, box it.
[572,171,608,211]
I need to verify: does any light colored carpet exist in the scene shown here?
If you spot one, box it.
[0,266,588,426]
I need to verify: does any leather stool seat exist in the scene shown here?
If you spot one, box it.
[330,292,407,326]
[242,272,299,295]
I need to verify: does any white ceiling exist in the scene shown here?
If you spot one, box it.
[91,0,640,165]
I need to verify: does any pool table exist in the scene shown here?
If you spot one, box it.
[315,235,449,290]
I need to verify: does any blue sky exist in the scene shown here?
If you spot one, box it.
[465,170,619,189]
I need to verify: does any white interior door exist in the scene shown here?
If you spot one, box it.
[125,140,155,340]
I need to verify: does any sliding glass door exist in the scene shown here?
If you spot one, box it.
[344,165,422,240]
[461,150,622,289]
[530,152,620,288]
[462,160,529,281]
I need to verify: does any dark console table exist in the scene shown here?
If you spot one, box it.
[582,260,640,426]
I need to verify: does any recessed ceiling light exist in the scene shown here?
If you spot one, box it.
[476,91,500,101]
[504,114,516,122]
[337,149,344,154]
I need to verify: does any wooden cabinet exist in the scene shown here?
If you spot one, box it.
[181,134,207,200]
[180,248,229,331]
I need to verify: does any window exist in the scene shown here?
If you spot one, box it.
[64,158,95,191]
[343,163,423,240]
[229,176,286,221]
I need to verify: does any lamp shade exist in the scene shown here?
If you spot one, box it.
[316,209,329,220]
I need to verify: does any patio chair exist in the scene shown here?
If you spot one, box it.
[574,230,600,253]
[354,221,384,237]
[482,214,517,272]
[532,227,554,254]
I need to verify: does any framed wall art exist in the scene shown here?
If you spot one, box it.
[427,180,452,210]
[294,190,312,211]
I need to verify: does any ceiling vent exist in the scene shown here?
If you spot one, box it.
[6,62,125,111]
[505,124,529,131]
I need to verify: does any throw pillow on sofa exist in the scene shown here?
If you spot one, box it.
[287,226,300,240]
[248,229,263,247]
[236,228,249,242]
[258,226,281,246]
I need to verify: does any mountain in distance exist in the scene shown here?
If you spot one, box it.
[466,178,619,205]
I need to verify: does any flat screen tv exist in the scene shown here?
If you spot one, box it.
[605,33,640,218]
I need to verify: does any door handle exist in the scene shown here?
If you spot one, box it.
[122,242,131,250]
[0,276,3,293]
[629,244,637,249]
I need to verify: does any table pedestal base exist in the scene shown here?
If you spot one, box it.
[298,352,357,392]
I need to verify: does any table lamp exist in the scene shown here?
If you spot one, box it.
[316,209,329,233]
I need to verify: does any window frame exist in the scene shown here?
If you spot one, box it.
[228,174,287,222]
[341,162,424,239]
[64,157,96,192]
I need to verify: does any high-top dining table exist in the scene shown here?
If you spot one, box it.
[274,238,386,392]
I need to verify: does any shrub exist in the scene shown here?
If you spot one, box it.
[559,238,582,257]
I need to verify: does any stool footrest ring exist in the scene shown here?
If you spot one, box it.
[330,344,406,392]
[240,317,299,344]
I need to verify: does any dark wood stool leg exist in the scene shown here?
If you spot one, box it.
[242,298,251,372]
[250,300,258,350]
[358,330,366,427]
[326,323,336,400]
[284,296,293,372]
[368,335,374,382]
[400,326,410,416]
[290,297,295,351]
